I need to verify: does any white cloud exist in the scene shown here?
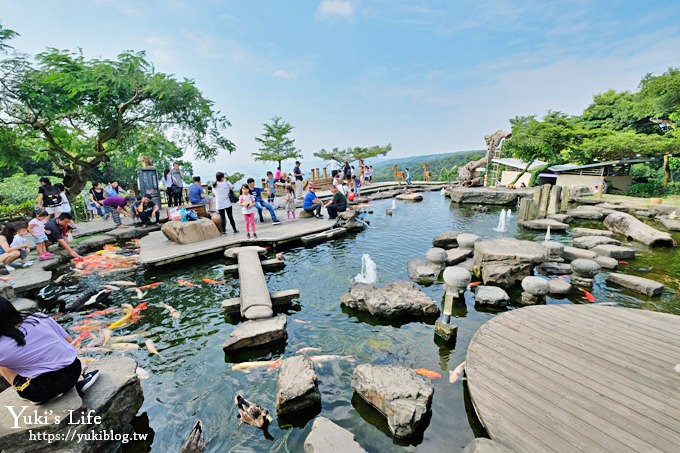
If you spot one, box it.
[317,0,354,19]
[272,69,300,79]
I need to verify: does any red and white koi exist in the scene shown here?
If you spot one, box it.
[449,361,466,383]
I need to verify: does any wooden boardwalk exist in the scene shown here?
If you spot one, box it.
[466,304,680,453]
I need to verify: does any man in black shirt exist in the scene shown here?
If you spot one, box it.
[44,213,80,259]
[136,195,160,227]
[324,186,347,220]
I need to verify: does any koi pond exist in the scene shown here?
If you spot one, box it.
[40,193,680,452]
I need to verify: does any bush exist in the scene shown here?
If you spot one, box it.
[0,174,41,205]
[627,182,661,197]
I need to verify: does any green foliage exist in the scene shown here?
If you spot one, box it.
[577,130,680,161]
[637,67,680,125]
[370,150,484,182]
[0,174,41,205]
[0,26,234,198]
[253,116,302,167]
[226,172,244,185]
[438,165,459,181]
[315,144,392,163]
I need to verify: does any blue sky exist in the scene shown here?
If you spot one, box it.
[1,0,679,179]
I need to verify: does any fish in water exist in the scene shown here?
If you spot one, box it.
[109,280,137,286]
[108,302,147,329]
[309,355,355,363]
[110,342,140,350]
[413,368,442,379]
[88,328,112,347]
[160,302,180,318]
[110,331,146,343]
[61,289,111,312]
[85,307,121,318]
[145,339,161,355]
[79,346,112,354]
[296,347,321,354]
[70,330,91,346]
[235,394,272,429]
[54,273,70,284]
[202,278,224,284]
[618,261,629,265]
[177,279,199,287]
[179,419,206,453]
[231,361,276,371]
[101,284,120,291]
[578,288,596,303]
[449,361,466,383]
[466,282,481,290]
[135,367,150,380]
[129,288,147,300]
[138,281,164,290]
[267,358,282,371]
[293,319,310,324]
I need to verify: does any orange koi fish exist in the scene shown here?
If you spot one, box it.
[138,281,164,290]
[578,288,596,303]
[159,302,180,319]
[618,261,629,265]
[202,278,225,284]
[267,358,282,371]
[130,302,148,321]
[413,368,442,379]
[177,279,199,287]
[70,330,91,346]
[85,307,121,318]
[466,282,481,290]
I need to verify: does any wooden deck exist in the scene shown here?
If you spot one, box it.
[466,304,680,453]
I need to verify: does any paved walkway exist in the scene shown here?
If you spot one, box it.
[466,304,680,453]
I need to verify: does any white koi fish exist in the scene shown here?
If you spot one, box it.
[449,361,466,383]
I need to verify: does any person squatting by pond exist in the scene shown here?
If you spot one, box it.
[0,297,100,404]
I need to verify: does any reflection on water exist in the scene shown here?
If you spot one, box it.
[47,193,679,452]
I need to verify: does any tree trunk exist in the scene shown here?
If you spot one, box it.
[510,159,536,185]
[662,153,670,194]
[62,162,97,203]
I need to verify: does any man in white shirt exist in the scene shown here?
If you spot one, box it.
[326,157,341,177]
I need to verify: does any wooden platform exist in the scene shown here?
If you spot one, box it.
[466,304,680,453]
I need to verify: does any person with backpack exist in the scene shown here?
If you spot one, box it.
[37,177,62,217]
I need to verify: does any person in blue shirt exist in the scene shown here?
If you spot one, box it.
[188,176,213,210]
[247,178,280,225]
[404,168,412,185]
[302,184,324,218]
[265,171,277,204]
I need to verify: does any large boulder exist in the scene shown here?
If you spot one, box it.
[222,316,287,352]
[0,356,142,453]
[521,276,549,296]
[161,219,220,244]
[448,187,531,205]
[591,244,636,260]
[572,236,621,249]
[603,212,675,247]
[649,204,678,217]
[432,231,461,249]
[562,246,597,261]
[571,227,615,238]
[567,206,605,220]
[351,364,433,439]
[340,281,439,319]
[607,273,664,297]
[537,262,572,276]
[276,356,321,416]
[474,285,510,307]
[396,192,423,201]
[571,258,601,278]
[520,218,569,231]
[304,417,366,453]
[471,239,547,288]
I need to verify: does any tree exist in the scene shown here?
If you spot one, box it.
[253,116,302,168]
[0,25,235,199]
[313,144,391,162]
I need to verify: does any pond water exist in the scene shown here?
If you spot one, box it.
[43,193,680,452]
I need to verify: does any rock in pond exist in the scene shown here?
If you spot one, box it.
[396,192,423,201]
[594,255,619,270]
[591,244,636,260]
[567,207,605,220]
[548,278,571,295]
[0,356,142,453]
[571,227,615,238]
[457,233,480,250]
[471,238,547,288]
[521,276,549,296]
[340,281,439,319]
[604,212,675,247]
[448,187,531,205]
[162,219,220,244]
[607,273,664,297]
[432,231,461,249]
[351,364,433,439]
[547,213,573,224]
[474,285,510,307]
[572,236,621,249]
[222,315,287,352]
[538,262,572,276]
[304,417,366,453]
[446,248,473,266]
[571,259,601,278]
[562,246,598,261]
[276,356,321,416]
[426,247,447,264]
[520,218,569,231]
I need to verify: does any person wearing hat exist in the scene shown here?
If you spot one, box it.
[302,184,324,218]
[324,185,347,220]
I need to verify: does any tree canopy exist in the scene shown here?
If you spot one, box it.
[313,144,392,163]
[252,116,302,168]
[0,24,234,198]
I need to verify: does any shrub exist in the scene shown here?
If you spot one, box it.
[627,182,660,197]
[0,174,41,205]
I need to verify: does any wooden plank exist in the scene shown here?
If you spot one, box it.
[572,305,680,339]
[470,334,680,449]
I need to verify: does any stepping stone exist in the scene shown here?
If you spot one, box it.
[562,246,597,261]
[567,207,605,220]
[11,297,38,312]
[594,256,619,270]
[474,285,510,307]
[591,244,636,260]
[276,356,321,416]
[548,278,571,295]
[658,217,680,231]
[304,417,366,453]
[446,248,473,266]
[520,218,569,231]
[571,228,615,238]
[547,214,573,223]
[351,364,433,439]
[11,269,52,294]
[222,316,287,352]
[572,236,621,249]
[538,262,572,276]
[396,193,423,201]
[432,231,461,249]
[607,273,664,297]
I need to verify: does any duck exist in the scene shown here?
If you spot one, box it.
[179,419,206,453]
[235,394,272,428]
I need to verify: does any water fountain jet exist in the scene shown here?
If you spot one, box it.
[493,209,508,233]
[354,254,377,284]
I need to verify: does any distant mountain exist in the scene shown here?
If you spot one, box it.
[370,150,485,182]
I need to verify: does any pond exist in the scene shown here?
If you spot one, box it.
[43,192,680,452]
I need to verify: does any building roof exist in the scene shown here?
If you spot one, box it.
[548,157,656,173]
[491,158,548,170]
